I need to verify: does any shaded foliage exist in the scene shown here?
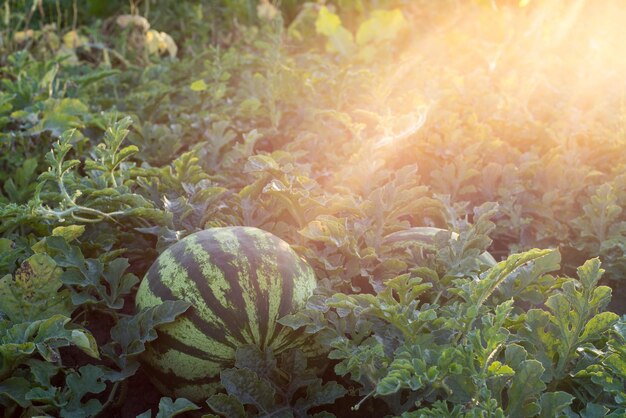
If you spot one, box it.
[1,0,625,417]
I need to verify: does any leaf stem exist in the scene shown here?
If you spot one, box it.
[352,388,376,411]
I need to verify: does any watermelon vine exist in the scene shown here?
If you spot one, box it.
[1,1,625,417]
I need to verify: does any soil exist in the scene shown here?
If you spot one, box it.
[114,369,162,418]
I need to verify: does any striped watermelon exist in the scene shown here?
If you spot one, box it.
[135,226,318,401]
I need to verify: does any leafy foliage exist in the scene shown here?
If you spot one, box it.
[281,250,625,415]
[137,397,201,418]
[1,0,626,416]
[206,345,346,417]
[0,253,72,322]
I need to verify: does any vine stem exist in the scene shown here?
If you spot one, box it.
[97,381,120,416]
[352,388,376,411]
[36,205,125,225]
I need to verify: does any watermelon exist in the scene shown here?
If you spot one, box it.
[135,226,317,401]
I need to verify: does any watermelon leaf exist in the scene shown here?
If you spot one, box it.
[518,258,620,385]
[59,365,109,418]
[34,236,139,310]
[206,393,246,418]
[0,254,72,323]
[505,359,545,417]
[234,345,277,380]
[102,300,191,378]
[209,346,345,417]
[141,397,201,418]
[220,368,276,414]
[99,258,140,309]
[0,314,99,381]
[293,381,346,415]
[538,391,574,418]
[580,403,610,418]
[0,377,32,408]
[278,349,320,399]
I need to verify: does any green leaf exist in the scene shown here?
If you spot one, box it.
[155,397,201,418]
[3,157,38,202]
[43,236,85,269]
[581,403,610,418]
[25,358,60,388]
[36,98,88,136]
[190,80,208,91]
[100,258,140,309]
[577,258,604,290]
[496,249,561,304]
[32,225,86,253]
[0,238,13,253]
[220,368,276,413]
[234,345,276,378]
[103,300,191,376]
[61,365,108,417]
[69,328,100,358]
[487,361,514,376]
[580,312,620,342]
[296,381,346,412]
[115,145,140,164]
[0,377,31,407]
[471,249,557,307]
[38,315,99,360]
[315,6,341,36]
[47,235,138,309]
[0,254,72,322]
[457,249,558,345]
[277,311,313,330]
[517,309,556,380]
[206,393,246,418]
[282,351,323,400]
[355,9,407,46]
[244,154,280,173]
[314,7,355,55]
[75,68,121,89]
[504,344,528,370]
[538,391,574,418]
[51,224,86,242]
[505,359,545,418]
[603,353,626,378]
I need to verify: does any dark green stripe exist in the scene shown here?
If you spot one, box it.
[275,241,296,318]
[233,227,270,348]
[265,238,298,349]
[147,256,235,348]
[141,355,217,388]
[185,234,249,343]
[150,330,231,365]
[269,327,307,353]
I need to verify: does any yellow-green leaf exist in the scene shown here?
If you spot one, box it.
[0,254,72,322]
[70,329,100,359]
[356,9,407,46]
[488,361,515,376]
[580,311,619,342]
[190,80,208,92]
[326,26,355,55]
[315,6,342,36]
[315,6,355,55]
[32,225,85,253]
